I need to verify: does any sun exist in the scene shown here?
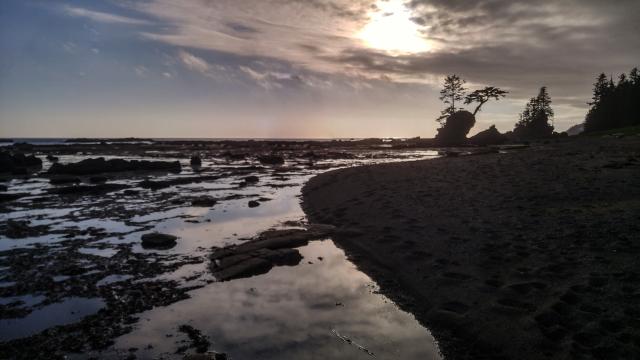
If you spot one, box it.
[357,0,431,55]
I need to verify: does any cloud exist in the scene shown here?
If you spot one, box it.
[135,65,149,77]
[58,0,640,126]
[178,50,210,73]
[132,0,372,75]
[64,5,150,25]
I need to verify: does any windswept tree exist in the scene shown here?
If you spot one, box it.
[437,74,466,125]
[513,86,554,139]
[464,86,509,116]
[435,75,509,145]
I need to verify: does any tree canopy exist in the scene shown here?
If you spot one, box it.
[465,87,508,116]
[437,74,466,125]
[513,86,554,139]
[584,67,640,132]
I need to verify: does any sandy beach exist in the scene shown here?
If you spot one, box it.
[302,136,640,359]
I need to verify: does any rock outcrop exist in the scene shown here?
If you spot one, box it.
[469,125,507,146]
[257,154,285,165]
[141,232,178,249]
[435,111,476,146]
[0,152,42,174]
[48,157,181,175]
[209,225,336,281]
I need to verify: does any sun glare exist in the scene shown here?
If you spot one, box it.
[357,0,431,55]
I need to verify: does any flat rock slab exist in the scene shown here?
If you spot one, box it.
[210,225,335,281]
[48,157,181,175]
[48,183,128,196]
[191,196,217,207]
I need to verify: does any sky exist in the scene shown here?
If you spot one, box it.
[1,0,638,138]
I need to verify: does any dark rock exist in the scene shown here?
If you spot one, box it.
[13,142,33,151]
[469,125,507,146]
[257,154,285,165]
[89,176,108,184]
[221,152,246,161]
[184,353,227,360]
[210,225,334,281]
[435,110,476,146]
[190,155,202,167]
[213,257,274,281]
[191,196,217,207]
[0,192,28,202]
[244,176,259,184]
[47,157,181,175]
[0,184,7,192]
[49,177,81,185]
[0,152,42,174]
[3,220,47,239]
[138,175,221,190]
[248,200,260,208]
[262,248,303,266]
[177,325,210,353]
[141,232,178,249]
[48,183,128,196]
[46,154,59,162]
[211,248,303,281]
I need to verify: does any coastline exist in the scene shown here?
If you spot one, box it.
[302,136,640,359]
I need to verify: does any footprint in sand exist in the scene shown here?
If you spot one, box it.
[440,301,470,315]
[442,272,473,281]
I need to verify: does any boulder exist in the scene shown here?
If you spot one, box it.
[141,232,178,249]
[469,125,507,146]
[213,257,274,281]
[89,176,108,184]
[46,154,59,162]
[257,154,285,165]
[209,225,335,281]
[248,200,260,208]
[221,152,246,161]
[4,220,47,239]
[49,177,81,185]
[191,196,217,207]
[244,175,259,184]
[435,111,476,146]
[0,152,42,174]
[190,155,202,167]
[0,193,28,202]
[47,157,181,175]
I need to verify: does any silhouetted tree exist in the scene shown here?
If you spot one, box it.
[435,75,509,145]
[584,67,640,132]
[513,86,554,139]
[464,86,508,115]
[588,73,611,106]
[630,67,640,85]
[437,74,466,125]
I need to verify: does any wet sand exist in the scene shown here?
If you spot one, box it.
[302,137,640,359]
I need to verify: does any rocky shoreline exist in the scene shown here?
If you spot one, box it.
[302,136,640,359]
[0,139,442,358]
